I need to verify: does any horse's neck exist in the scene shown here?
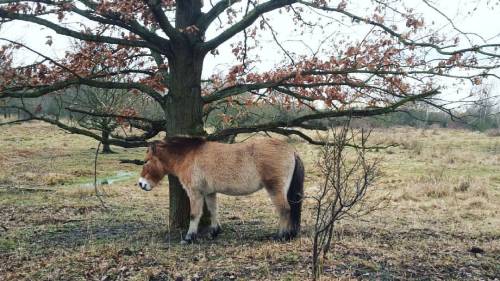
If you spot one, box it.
[160,148,193,176]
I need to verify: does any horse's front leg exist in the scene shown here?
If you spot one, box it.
[205,193,222,239]
[182,191,204,244]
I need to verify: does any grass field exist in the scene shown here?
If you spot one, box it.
[0,122,499,280]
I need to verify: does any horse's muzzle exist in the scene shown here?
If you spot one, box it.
[138,177,152,191]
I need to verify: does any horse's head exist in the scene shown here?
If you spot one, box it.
[138,141,166,191]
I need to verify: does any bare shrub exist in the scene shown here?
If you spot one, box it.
[311,122,381,280]
[485,128,500,137]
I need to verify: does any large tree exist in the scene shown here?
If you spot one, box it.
[1,0,499,229]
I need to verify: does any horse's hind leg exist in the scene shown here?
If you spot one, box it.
[183,191,204,243]
[265,186,292,240]
[205,193,222,239]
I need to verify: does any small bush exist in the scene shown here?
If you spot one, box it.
[455,177,471,192]
[400,139,423,155]
[485,129,500,137]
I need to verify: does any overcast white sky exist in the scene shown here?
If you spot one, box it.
[1,0,499,104]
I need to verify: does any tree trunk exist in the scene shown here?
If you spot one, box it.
[163,31,208,229]
[164,72,210,229]
[101,131,113,154]
[167,175,191,229]
[102,143,112,154]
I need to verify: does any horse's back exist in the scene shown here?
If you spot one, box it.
[193,138,296,195]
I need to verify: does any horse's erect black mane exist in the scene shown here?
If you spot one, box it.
[165,136,206,146]
[150,136,206,154]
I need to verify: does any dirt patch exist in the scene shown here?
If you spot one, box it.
[28,220,159,250]
[0,203,102,229]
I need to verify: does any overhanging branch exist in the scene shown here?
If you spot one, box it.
[269,127,397,149]
[1,78,163,103]
[0,106,151,147]
[0,8,153,49]
[207,89,439,140]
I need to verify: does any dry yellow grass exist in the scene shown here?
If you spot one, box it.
[0,122,499,280]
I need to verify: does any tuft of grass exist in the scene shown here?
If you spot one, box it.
[43,173,74,186]
[466,197,488,209]
[0,237,17,253]
[455,177,471,192]
[400,139,424,155]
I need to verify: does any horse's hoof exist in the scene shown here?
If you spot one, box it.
[209,225,222,239]
[273,231,297,242]
[273,235,290,242]
[181,233,197,244]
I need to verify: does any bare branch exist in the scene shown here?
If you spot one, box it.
[73,1,173,55]
[0,105,151,147]
[65,106,161,123]
[1,78,163,103]
[299,1,500,58]
[269,127,396,149]
[197,0,241,32]
[0,8,154,49]
[144,0,181,42]
[200,0,297,52]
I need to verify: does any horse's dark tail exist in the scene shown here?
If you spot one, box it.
[287,154,304,238]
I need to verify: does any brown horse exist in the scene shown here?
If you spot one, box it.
[138,137,304,243]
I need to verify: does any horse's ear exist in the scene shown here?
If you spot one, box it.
[149,140,167,155]
[149,142,157,154]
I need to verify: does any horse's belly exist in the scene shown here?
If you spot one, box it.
[215,181,262,196]
[203,172,262,196]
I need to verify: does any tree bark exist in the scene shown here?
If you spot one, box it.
[167,175,190,229]
[163,47,206,229]
[101,131,113,154]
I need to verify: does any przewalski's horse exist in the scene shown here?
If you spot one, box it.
[138,137,304,243]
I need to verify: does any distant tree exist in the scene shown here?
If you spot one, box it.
[68,86,137,153]
[1,0,499,229]
[464,84,500,130]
